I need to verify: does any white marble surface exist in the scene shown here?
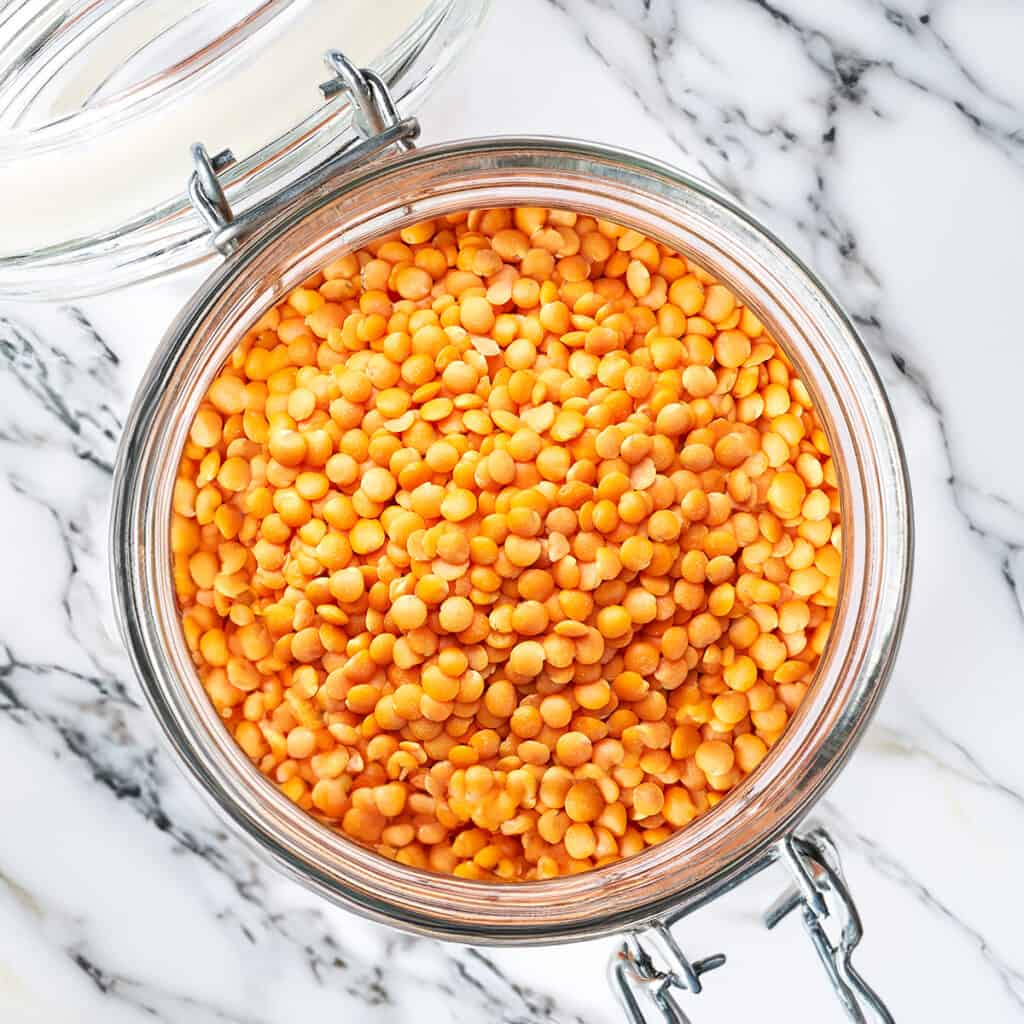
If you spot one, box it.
[2,0,1023,1021]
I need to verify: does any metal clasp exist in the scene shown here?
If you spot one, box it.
[608,827,893,1024]
[187,144,237,242]
[609,921,725,1024]
[318,50,416,146]
[766,828,894,1024]
[188,50,420,256]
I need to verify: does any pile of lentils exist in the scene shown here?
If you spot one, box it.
[172,206,841,879]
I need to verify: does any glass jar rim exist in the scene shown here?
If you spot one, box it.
[111,136,913,943]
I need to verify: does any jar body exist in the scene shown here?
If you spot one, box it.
[111,137,912,944]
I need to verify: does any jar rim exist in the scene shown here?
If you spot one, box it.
[111,136,913,943]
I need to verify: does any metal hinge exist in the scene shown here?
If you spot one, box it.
[609,827,893,1024]
[187,49,419,257]
[766,828,894,1024]
[609,920,726,1024]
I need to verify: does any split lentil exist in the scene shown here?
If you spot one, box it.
[173,205,841,880]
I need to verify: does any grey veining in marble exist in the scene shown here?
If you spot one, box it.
[1,1,1023,1021]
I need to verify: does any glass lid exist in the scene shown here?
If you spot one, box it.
[0,0,489,299]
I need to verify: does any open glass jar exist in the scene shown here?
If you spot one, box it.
[109,51,913,1024]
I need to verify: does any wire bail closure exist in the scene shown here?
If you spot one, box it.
[187,144,237,243]
[609,827,892,1024]
[318,50,416,147]
[610,921,725,1024]
[765,829,894,1024]
[187,49,419,256]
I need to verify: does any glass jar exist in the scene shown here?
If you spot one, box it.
[110,54,912,1024]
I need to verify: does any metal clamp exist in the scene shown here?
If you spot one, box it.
[609,827,892,1024]
[188,144,236,239]
[319,50,416,147]
[610,921,726,1024]
[187,49,419,256]
[766,828,894,1024]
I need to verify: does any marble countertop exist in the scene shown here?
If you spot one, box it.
[2,1,1022,1021]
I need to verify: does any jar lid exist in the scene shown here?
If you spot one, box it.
[0,0,489,299]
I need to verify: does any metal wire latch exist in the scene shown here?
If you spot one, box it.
[766,828,894,1024]
[610,827,892,1024]
[610,921,725,1024]
[188,50,420,256]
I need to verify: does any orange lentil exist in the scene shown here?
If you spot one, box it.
[175,206,840,880]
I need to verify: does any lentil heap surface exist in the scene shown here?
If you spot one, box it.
[172,207,841,880]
